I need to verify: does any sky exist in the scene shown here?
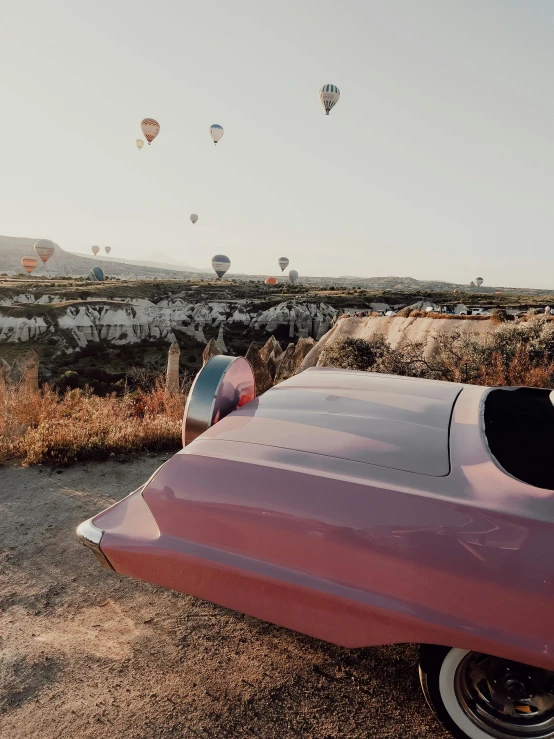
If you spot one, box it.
[1,0,554,287]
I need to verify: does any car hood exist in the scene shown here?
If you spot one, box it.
[195,368,464,477]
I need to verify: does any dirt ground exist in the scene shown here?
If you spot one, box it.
[0,455,449,739]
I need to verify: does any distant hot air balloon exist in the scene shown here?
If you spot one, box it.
[34,239,55,263]
[21,256,38,274]
[141,118,160,145]
[265,277,277,285]
[136,139,144,151]
[278,257,289,272]
[475,277,484,287]
[209,124,224,145]
[211,255,230,280]
[289,269,299,284]
[105,246,111,255]
[91,245,100,256]
[319,84,340,115]
[190,214,198,225]
[89,266,104,282]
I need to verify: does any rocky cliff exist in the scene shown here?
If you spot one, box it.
[300,314,503,370]
[0,295,337,351]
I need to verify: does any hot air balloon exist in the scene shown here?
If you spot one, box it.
[190,214,198,225]
[21,256,38,274]
[141,118,160,145]
[34,239,55,263]
[319,84,340,115]
[475,277,484,287]
[289,269,299,284]
[136,139,144,150]
[91,246,100,256]
[265,277,277,285]
[278,257,289,272]
[211,255,230,280]
[209,124,224,145]
[105,246,111,255]
[89,266,104,282]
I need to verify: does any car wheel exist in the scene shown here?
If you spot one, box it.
[419,645,554,739]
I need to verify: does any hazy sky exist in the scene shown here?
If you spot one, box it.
[2,0,554,286]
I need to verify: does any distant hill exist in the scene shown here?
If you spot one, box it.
[0,235,199,279]
[2,235,553,293]
[70,252,203,273]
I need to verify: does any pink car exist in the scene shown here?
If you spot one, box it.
[78,357,554,739]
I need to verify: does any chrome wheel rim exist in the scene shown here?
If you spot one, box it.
[455,652,554,738]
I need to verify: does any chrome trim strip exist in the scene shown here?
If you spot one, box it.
[76,518,114,570]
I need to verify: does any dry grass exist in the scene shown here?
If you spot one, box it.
[0,380,185,466]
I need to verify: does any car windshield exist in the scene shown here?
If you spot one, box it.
[483,387,554,490]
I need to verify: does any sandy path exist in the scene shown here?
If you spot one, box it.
[0,455,448,739]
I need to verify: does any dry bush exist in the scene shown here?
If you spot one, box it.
[320,319,554,389]
[397,307,412,317]
[0,379,186,466]
[490,308,508,324]
[409,309,426,317]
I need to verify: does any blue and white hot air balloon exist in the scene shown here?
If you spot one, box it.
[209,124,224,145]
[89,266,105,282]
[211,254,230,279]
[319,84,340,115]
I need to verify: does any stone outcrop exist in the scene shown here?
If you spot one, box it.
[260,335,282,362]
[0,350,39,390]
[202,338,222,366]
[0,297,338,351]
[165,342,180,393]
[274,343,297,384]
[245,342,273,396]
[298,315,507,370]
[292,337,315,369]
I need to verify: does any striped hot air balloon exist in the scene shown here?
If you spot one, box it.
[91,245,100,256]
[265,277,277,285]
[89,266,104,282]
[209,124,224,145]
[278,257,289,272]
[141,118,160,145]
[21,256,38,274]
[319,84,340,115]
[34,239,55,263]
[211,255,230,279]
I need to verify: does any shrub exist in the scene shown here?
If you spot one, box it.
[0,380,186,466]
[490,308,508,324]
[319,321,554,389]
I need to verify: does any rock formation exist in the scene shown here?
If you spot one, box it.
[0,350,39,390]
[274,343,297,384]
[202,338,222,366]
[293,337,315,369]
[166,342,180,393]
[260,335,282,363]
[245,342,273,396]
[0,296,338,350]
